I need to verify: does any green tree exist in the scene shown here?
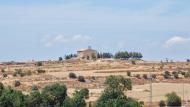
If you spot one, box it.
[0,87,26,107]
[41,83,67,107]
[163,71,171,79]
[95,75,140,107]
[105,75,132,91]
[62,88,89,107]
[166,92,181,107]
[26,91,43,107]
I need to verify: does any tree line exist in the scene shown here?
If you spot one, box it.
[61,51,143,60]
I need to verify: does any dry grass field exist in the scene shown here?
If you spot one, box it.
[0,59,190,106]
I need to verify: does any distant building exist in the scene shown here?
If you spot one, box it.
[77,46,97,60]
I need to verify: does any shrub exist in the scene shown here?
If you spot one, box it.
[172,71,177,75]
[91,76,96,80]
[13,69,25,77]
[14,80,21,87]
[41,83,67,106]
[105,75,132,91]
[36,62,43,66]
[143,74,148,79]
[163,71,171,79]
[1,69,5,73]
[131,60,136,65]
[3,73,7,78]
[31,85,38,91]
[184,71,190,78]
[173,73,179,79]
[152,74,157,79]
[13,72,17,77]
[127,71,131,77]
[58,57,63,61]
[95,76,139,107]
[135,74,141,79]
[181,71,186,76]
[26,71,32,76]
[69,72,77,79]
[37,69,46,74]
[78,76,85,82]
[20,72,25,77]
[159,100,166,107]
[139,101,144,106]
[77,88,89,99]
[166,92,181,106]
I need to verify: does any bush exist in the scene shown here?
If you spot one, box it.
[36,62,43,66]
[78,76,85,82]
[159,100,166,107]
[163,71,171,79]
[184,71,190,78]
[3,73,7,78]
[31,85,38,91]
[1,69,5,73]
[41,83,67,106]
[58,57,63,61]
[14,80,21,87]
[135,74,141,79]
[181,71,186,76]
[166,92,181,106]
[173,73,179,79]
[13,72,17,77]
[131,60,136,65]
[13,69,25,77]
[139,101,144,106]
[77,88,89,99]
[69,72,77,79]
[143,74,148,79]
[0,82,4,90]
[37,69,46,74]
[95,76,140,107]
[127,71,131,77]
[105,75,132,91]
[152,74,157,79]
[91,76,96,80]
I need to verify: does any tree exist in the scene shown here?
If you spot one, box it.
[69,72,77,79]
[41,83,67,107]
[65,54,77,60]
[166,92,181,107]
[143,74,148,79]
[14,80,21,87]
[36,62,43,66]
[62,88,89,107]
[127,71,131,77]
[58,57,63,61]
[105,75,132,91]
[163,71,171,79]
[95,75,140,107]
[26,91,43,107]
[0,87,26,107]
[78,76,85,82]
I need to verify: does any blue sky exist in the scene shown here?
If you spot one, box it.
[0,0,190,61]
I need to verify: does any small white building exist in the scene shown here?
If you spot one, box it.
[77,47,97,60]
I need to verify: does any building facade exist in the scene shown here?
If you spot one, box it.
[77,47,97,60]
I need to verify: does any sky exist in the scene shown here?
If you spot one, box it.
[0,0,190,61]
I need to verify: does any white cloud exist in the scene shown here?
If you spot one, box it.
[44,34,92,47]
[164,36,190,47]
